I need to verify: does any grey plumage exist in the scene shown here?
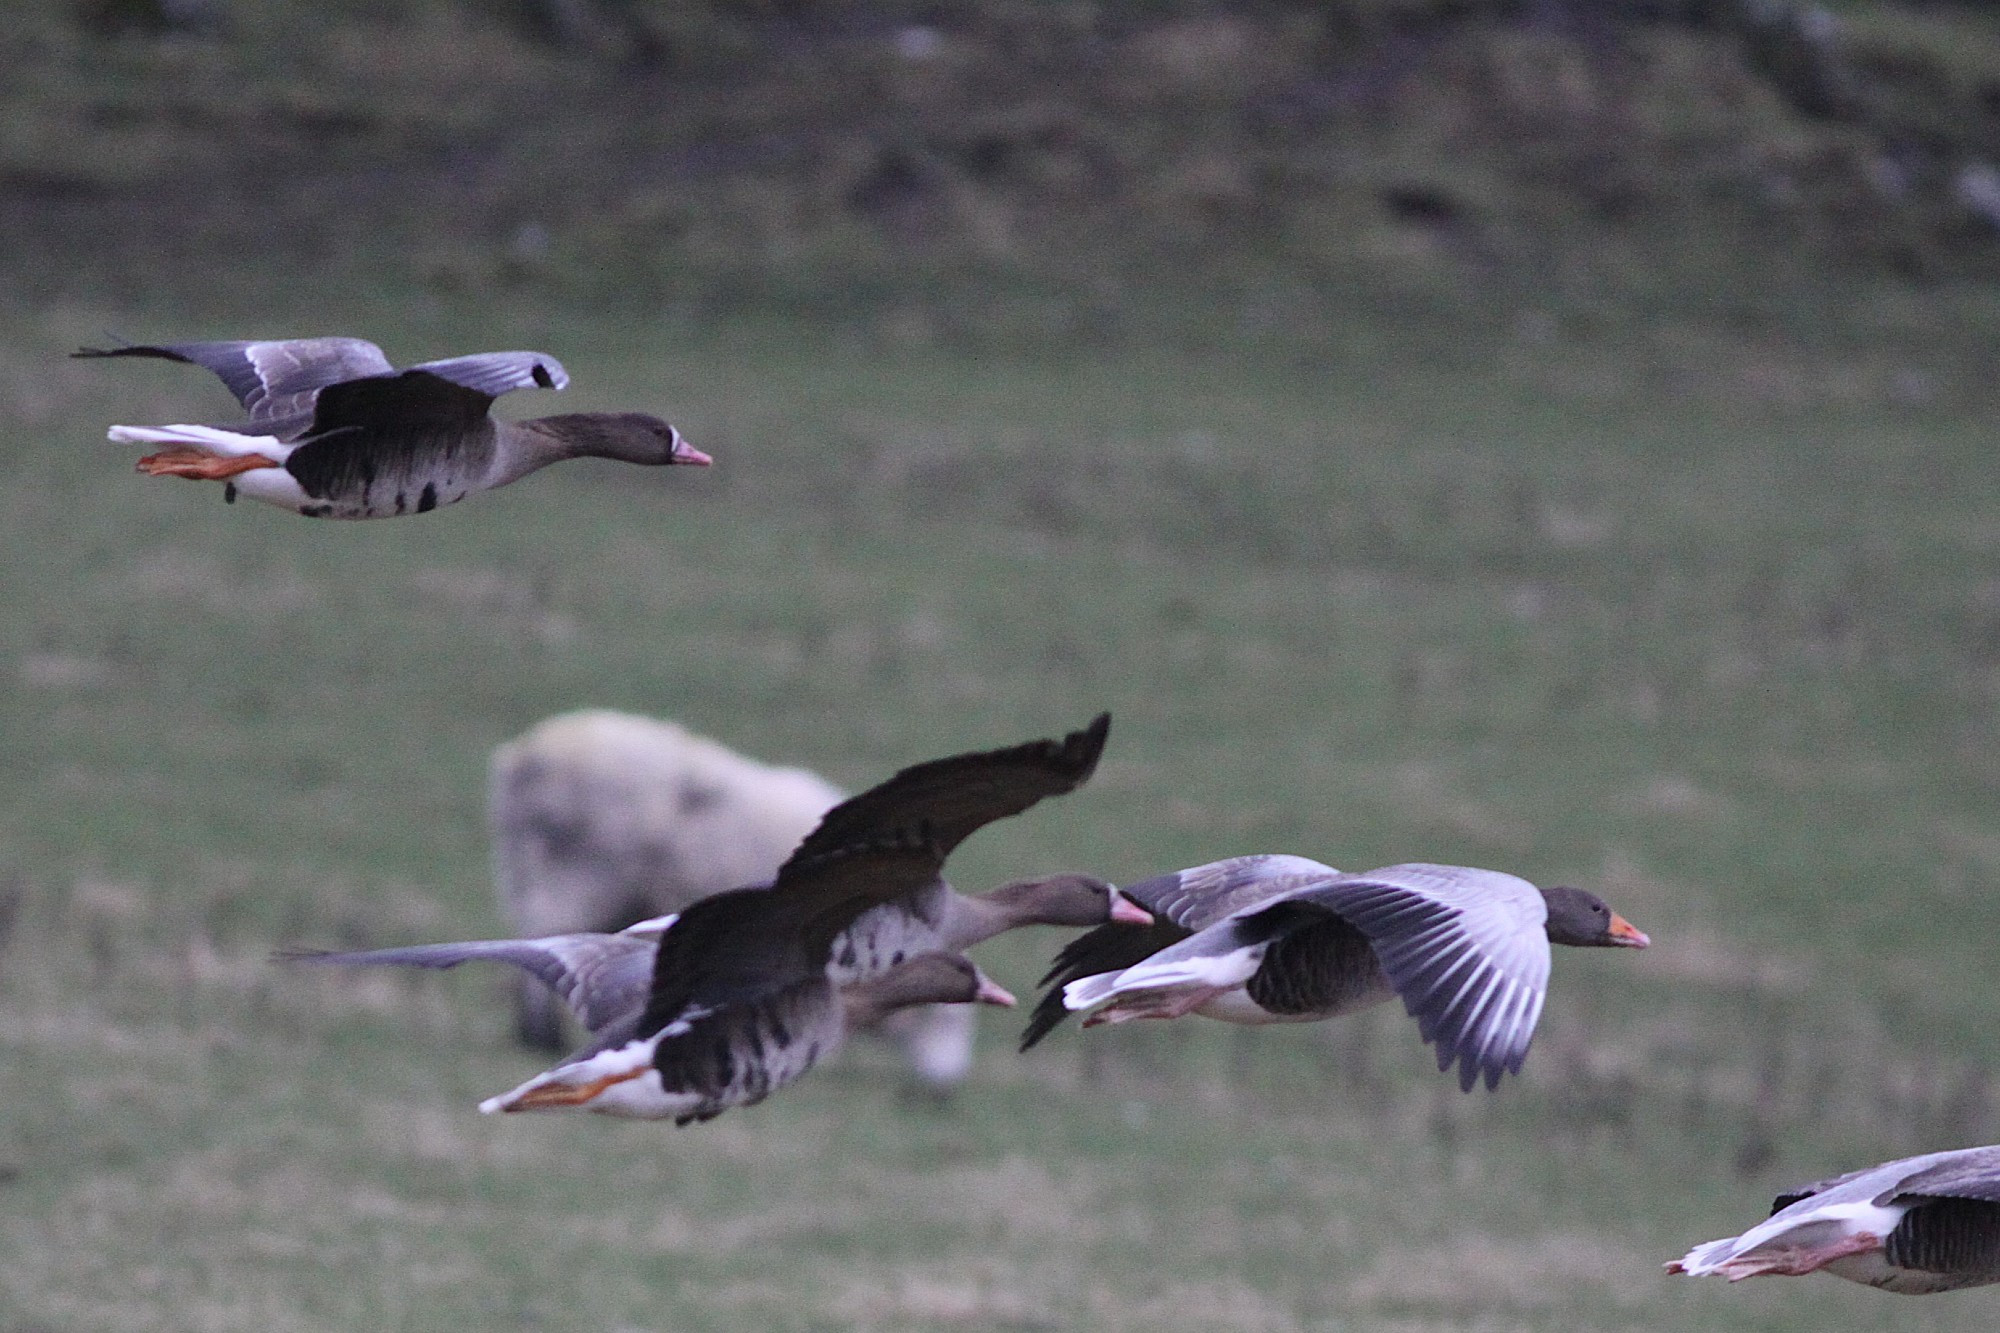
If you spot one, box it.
[1035,860,1646,1093]
[1672,1145,2000,1292]
[284,715,1108,1124]
[76,335,705,519]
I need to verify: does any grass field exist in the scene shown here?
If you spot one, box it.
[2,275,1998,1332]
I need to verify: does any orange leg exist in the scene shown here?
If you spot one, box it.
[136,447,282,480]
[497,1065,648,1111]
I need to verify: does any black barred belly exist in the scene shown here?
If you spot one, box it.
[284,426,496,519]
[651,981,844,1126]
[1882,1199,2000,1292]
[1247,916,1394,1017]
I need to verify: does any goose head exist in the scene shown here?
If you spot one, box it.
[983,873,1154,929]
[842,953,1017,1027]
[535,412,711,466]
[1540,885,1650,948]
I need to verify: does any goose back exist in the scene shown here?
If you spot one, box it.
[284,387,504,515]
[1866,1150,2000,1290]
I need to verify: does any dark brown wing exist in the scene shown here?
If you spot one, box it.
[636,716,1108,1042]
[635,830,944,1039]
[779,713,1109,875]
[283,371,500,501]
[74,337,394,422]
[1020,915,1190,1050]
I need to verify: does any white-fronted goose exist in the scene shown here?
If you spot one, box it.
[289,715,1114,1123]
[283,868,1137,1061]
[286,926,1015,1113]
[1668,1146,2000,1293]
[1024,858,1648,1091]
[75,336,709,518]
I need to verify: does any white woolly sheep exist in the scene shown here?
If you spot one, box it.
[490,709,976,1087]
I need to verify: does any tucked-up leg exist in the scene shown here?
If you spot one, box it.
[1081,984,1231,1027]
[484,1064,648,1113]
[1667,1231,1884,1281]
[137,448,281,480]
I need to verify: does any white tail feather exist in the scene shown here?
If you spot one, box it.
[1064,944,1267,1013]
[1669,1235,1745,1276]
[1062,971,1125,1013]
[108,423,287,460]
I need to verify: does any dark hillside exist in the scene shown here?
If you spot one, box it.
[15,1,2000,374]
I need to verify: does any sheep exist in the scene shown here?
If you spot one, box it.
[489,709,975,1088]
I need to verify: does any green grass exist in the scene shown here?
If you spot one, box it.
[3,285,2000,1331]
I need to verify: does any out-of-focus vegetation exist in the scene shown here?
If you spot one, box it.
[13,0,2000,367]
[6,2,2000,1330]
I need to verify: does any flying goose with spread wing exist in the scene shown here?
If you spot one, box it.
[288,715,1120,1123]
[283,869,1138,1074]
[75,336,708,518]
[1023,856,1647,1092]
[1669,1145,2000,1293]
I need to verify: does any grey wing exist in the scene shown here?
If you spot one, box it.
[1273,863,1553,1091]
[1884,1149,2000,1206]
[75,337,394,422]
[279,933,655,1037]
[1127,854,1341,930]
[1771,1165,1884,1215]
[405,351,570,398]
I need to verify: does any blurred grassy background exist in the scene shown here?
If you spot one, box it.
[6,1,2000,1329]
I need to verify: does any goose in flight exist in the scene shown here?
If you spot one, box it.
[289,715,1118,1123]
[1668,1145,2000,1293]
[75,336,708,518]
[1023,856,1647,1092]
[284,869,1140,1073]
